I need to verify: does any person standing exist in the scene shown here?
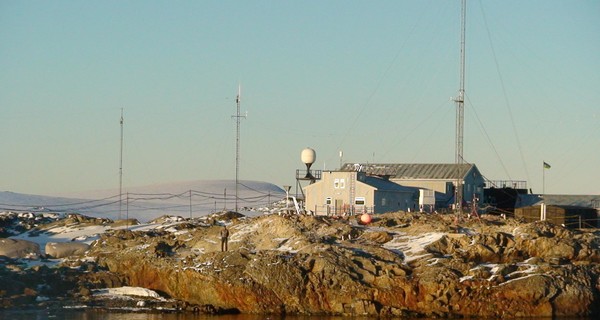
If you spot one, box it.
[220,225,229,252]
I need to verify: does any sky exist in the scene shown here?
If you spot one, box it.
[1,0,599,196]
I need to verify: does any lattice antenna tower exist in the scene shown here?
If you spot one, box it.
[453,0,466,213]
[231,85,246,212]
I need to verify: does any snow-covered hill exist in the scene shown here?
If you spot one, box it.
[1,180,285,222]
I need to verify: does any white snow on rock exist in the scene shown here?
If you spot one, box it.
[383,231,446,263]
[93,286,163,299]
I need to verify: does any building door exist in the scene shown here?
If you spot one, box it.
[335,199,344,215]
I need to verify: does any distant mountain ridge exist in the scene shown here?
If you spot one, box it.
[1,180,285,222]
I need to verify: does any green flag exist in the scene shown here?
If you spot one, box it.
[543,162,551,169]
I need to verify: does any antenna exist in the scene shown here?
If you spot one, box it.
[453,0,466,213]
[231,84,246,212]
[119,108,124,220]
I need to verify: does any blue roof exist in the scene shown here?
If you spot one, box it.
[517,194,600,208]
[341,163,477,180]
[361,175,419,194]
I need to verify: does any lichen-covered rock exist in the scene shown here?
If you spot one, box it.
[79,214,600,317]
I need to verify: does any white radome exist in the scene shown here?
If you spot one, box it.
[301,148,316,165]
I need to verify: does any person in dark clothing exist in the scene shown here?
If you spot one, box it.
[220,226,229,252]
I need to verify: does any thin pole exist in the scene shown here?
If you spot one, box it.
[542,162,546,195]
[454,0,466,213]
[126,192,129,230]
[236,87,240,212]
[189,189,192,219]
[119,108,124,220]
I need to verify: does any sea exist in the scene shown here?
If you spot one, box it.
[0,309,588,320]
[0,310,386,320]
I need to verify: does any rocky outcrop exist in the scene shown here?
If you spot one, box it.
[85,213,600,317]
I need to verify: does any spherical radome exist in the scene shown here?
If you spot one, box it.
[301,148,316,165]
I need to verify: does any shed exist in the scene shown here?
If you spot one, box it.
[515,205,598,228]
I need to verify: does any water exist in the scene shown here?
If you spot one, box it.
[0,309,591,320]
[0,310,378,320]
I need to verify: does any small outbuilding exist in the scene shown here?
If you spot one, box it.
[515,205,598,228]
[515,194,600,228]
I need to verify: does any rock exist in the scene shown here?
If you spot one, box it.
[0,238,41,259]
[361,230,393,244]
[45,242,90,258]
[3,211,600,317]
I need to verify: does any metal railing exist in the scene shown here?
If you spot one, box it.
[485,180,527,189]
[305,204,374,216]
[296,169,322,180]
[519,214,599,229]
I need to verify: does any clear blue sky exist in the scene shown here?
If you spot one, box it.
[1,0,599,196]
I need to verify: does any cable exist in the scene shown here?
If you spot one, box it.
[479,1,530,184]
[324,4,432,167]
[465,94,512,180]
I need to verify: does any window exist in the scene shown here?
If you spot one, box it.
[340,179,346,189]
[381,198,387,206]
[355,197,365,205]
[334,179,339,189]
[325,197,332,205]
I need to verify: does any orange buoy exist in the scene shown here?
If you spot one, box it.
[360,214,372,224]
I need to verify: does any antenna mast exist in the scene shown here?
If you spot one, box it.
[231,85,246,212]
[119,108,124,220]
[454,0,466,212]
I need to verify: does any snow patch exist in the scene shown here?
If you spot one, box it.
[383,232,445,262]
[93,286,163,299]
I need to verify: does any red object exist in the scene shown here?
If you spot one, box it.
[360,214,372,224]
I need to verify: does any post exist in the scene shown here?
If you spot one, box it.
[543,163,546,196]
[189,189,192,219]
[542,161,551,222]
[283,185,291,213]
[126,192,129,230]
[119,108,124,220]
[540,202,546,221]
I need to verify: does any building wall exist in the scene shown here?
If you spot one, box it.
[304,171,373,215]
[304,171,416,215]
[391,180,450,194]
[463,167,485,204]
[373,190,415,213]
[390,166,485,207]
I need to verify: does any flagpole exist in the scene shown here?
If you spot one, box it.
[541,161,545,221]
[541,161,551,221]
[542,161,545,196]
